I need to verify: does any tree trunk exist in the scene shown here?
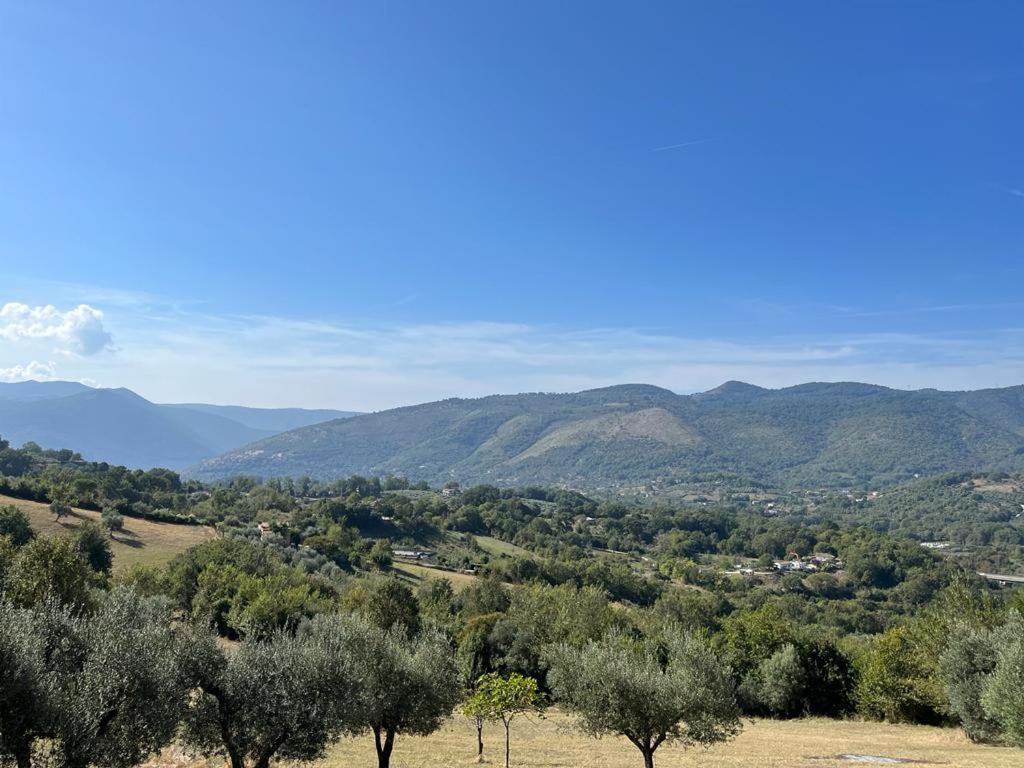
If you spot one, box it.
[504,721,510,768]
[374,726,396,768]
[13,742,31,768]
[625,733,660,768]
[476,717,484,760]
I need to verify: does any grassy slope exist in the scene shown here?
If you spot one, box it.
[391,561,479,589]
[473,534,537,559]
[321,711,1021,768]
[1,493,216,571]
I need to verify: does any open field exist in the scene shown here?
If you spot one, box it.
[474,534,536,559]
[391,560,479,589]
[0,493,216,571]
[320,711,1021,768]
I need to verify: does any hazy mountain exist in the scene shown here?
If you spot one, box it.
[162,403,360,433]
[0,381,356,469]
[193,382,1024,488]
[0,380,93,401]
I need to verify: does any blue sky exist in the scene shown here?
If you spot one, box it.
[1,2,1022,409]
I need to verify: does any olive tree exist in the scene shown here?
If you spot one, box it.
[0,601,51,768]
[546,630,740,768]
[100,508,124,535]
[181,622,352,768]
[981,611,1024,746]
[50,498,72,523]
[44,588,187,768]
[317,614,461,768]
[939,624,1002,742]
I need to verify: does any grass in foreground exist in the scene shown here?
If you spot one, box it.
[0,493,216,571]
[320,710,1021,768]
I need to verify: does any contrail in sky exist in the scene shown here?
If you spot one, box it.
[652,138,714,152]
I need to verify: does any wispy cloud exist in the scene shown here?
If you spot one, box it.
[987,183,1024,200]
[652,138,714,152]
[2,290,1022,410]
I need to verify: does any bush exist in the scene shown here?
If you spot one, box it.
[5,537,96,610]
[739,644,805,718]
[856,626,944,724]
[0,506,34,547]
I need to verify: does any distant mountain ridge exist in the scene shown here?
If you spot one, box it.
[0,381,358,470]
[193,381,1024,488]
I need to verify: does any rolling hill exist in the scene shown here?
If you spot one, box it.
[0,381,357,470]
[0,493,215,571]
[193,382,1024,488]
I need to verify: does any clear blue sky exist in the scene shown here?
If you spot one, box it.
[1,2,1022,409]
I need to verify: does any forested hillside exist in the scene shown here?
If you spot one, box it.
[195,382,1024,488]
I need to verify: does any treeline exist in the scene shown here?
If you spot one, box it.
[0,436,979,634]
[813,472,1024,572]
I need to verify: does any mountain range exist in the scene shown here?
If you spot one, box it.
[0,381,357,470]
[192,381,1024,488]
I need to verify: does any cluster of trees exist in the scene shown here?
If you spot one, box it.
[850,580,1024,745]
[1,578,742,768]
[814,472,1024,573]
[0,589,462,768]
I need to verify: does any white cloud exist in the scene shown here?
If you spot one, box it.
[0,303,112,355]
[3,288,1022,411]
[0,360,58,382]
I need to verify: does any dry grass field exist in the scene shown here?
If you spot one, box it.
[320,711,1022,768]
[0,493,216,571]
[392,560,479,590]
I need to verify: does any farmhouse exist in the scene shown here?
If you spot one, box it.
[392,548,436,562]
[774,556,817,573]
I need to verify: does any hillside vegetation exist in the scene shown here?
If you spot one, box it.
[194,381,1024,488]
